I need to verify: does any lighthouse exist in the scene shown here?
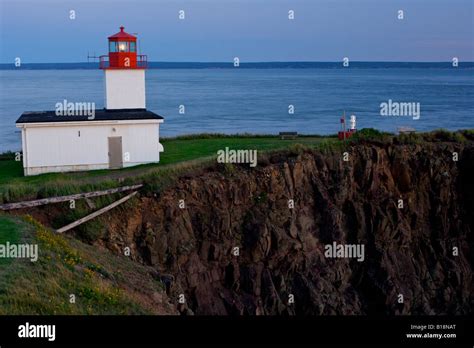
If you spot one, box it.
[16,27,164,176]
[338,113,357,140]
[100,26,147,110]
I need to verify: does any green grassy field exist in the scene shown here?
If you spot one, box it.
[0,135,337,203]
[0,214,174,314]
[160,135,334,165]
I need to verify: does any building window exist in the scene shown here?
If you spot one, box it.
[130,42,136,52]
[109,41,117,52]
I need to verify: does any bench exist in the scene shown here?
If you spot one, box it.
[279,132,298,140]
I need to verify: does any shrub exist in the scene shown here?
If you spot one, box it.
[77,219,105,243]
[0,151,16,161]
[288,143,309,155]
[223,162,236,176]
[425,129,466,142]
[350,128,393,143]
[397,132,424,145]
[460,129,474,141]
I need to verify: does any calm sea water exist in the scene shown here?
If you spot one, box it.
[1,66,473,152]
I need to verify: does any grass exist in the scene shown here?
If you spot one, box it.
[0,216,21,265]
[160,136,335,165]
[1,130,470,204]
[0,135,337,203]
[0,214,173,314]
[0,159,23,184]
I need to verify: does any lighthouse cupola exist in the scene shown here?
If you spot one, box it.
[101,26,147,69]
[100,26,147,110]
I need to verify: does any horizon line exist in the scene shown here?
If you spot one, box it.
[2,60,474,65]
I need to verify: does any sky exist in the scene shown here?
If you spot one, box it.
[0,0,473,63]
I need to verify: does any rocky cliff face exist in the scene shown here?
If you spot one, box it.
[98,139,474,315]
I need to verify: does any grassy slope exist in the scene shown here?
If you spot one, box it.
[0,216,20,265]
[0,214,175,314]
[0,135,336,203]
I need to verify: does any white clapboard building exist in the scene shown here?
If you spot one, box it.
[16,27,164,176]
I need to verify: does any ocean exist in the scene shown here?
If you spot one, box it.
[1,63,473,152]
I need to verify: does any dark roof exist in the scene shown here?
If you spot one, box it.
[108,26,136,40]
[16,109,164,124]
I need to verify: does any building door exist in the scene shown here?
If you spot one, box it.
[108,137,123,169]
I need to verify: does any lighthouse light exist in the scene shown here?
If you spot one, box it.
[116,41,129,52]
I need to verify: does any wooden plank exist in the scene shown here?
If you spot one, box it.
[0,184,143,211]
[56,191,138,233]
[85,198,96,209]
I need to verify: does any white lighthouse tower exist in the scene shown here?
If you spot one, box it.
[350,115,357,131]
[100,26,147,109]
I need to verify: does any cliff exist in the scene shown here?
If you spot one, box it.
[91,135,474,315]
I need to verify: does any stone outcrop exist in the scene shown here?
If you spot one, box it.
[82,139,474,315]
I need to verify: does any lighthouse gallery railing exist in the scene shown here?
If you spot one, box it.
[99,55,148,69]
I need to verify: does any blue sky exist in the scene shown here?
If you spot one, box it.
[0,0,473,63]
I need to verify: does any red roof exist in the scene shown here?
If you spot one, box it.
[108,26,136,41]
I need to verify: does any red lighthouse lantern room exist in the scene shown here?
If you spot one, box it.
[100,26,147,69]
